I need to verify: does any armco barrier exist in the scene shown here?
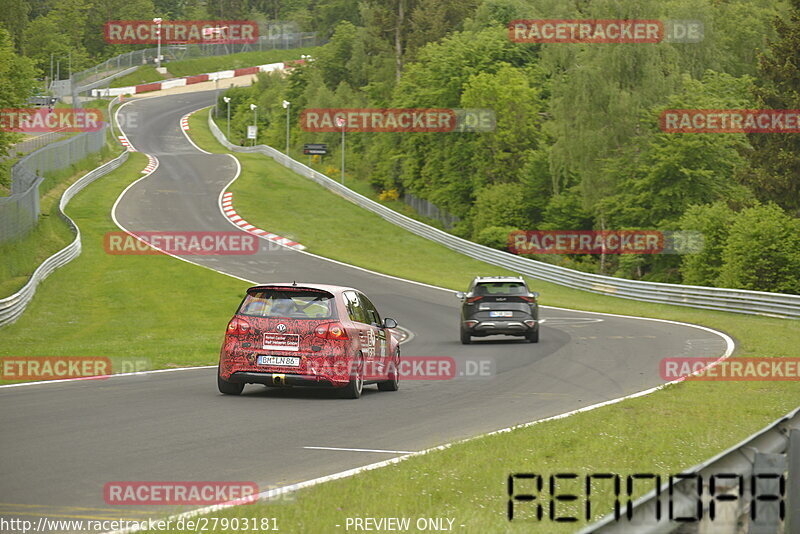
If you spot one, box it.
[207,110,800,319]
[578,405,800,533]
[90,61,288,98]
[0,149,129,327]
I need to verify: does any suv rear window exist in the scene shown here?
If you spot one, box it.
[238,288,336,319]
[474,282,527,295]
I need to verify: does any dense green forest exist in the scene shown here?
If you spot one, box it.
[218,0,800,293]
[2,0,799,293]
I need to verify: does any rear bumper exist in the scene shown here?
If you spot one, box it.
[229,371,342,388]
[466,320,537,336]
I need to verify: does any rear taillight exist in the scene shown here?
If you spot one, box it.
[521,296,537,303]
[226,317,251,335]
[466,296,482,303]
[314,322,349,340]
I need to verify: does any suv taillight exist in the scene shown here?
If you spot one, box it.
[226,317,251,335]
[314,322,349,340]
[520,296,537,303]
[466,296,482,303]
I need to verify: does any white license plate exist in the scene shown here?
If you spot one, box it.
[489,311,513,318]
[257,355,300,367]
[263,333,300,352]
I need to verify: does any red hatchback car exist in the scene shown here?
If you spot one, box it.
[218,283,400,399]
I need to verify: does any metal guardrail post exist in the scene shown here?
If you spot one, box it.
[787,429,800,534]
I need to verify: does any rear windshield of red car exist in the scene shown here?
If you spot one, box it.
[238,288,337,319]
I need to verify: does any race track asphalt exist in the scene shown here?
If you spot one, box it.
[0,91,729,529]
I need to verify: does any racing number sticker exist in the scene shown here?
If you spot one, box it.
[366,328,376,359]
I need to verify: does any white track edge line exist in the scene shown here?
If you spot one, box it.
[303,446,415,454]
[179,110,211,154]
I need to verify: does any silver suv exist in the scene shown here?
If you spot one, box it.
[455,276,540,344]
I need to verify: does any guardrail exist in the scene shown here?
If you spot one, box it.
[2,126,110,243]
[0,150,129,327]
[577,405,800,533]
[69,33,321,96]
[207,110,800,319]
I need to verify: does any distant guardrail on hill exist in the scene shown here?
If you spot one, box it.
[207,109,800,319]
[64,32,321,98]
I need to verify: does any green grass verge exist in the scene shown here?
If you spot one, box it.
[109,65,166,88]
[209,113,451,231]
[172,108,800,533]
[0,123,118,297]
[0,152,250,381]
[166,48,318,77]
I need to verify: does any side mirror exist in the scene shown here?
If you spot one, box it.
[455,292,465,299]
[533,291,540,298]
[382,317,398,329]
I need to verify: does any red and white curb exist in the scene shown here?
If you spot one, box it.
[141,155,157,174]
[180,115,190,131]
[221,191,305,250]
[92,60,305,98]
[118,135,135,151]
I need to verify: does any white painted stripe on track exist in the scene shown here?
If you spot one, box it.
[304,446,415,454]
[0,366,216,389]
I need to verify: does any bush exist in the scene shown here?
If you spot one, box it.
[678,202,737,286]
[472,182,530,237]
[379,188,400,201]
[539,186,593,230]
[718,203,800,293]
[475,225,518,251]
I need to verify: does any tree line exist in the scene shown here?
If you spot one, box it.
[219,0,800,294]
[2,0,798,294]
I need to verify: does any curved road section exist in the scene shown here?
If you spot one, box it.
[0,91,729,526]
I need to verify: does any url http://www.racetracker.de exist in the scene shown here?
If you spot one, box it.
[0,516,281,533]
